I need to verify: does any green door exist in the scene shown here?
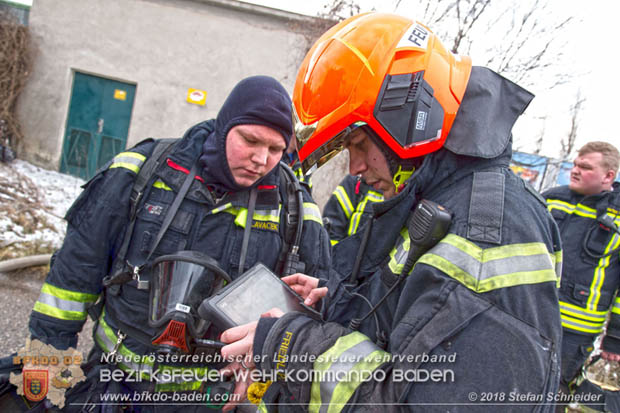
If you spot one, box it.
[60,72,136,179]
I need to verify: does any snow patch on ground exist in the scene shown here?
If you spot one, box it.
[0,160,84,258]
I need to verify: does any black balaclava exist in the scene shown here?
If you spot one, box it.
[199,75,292,195]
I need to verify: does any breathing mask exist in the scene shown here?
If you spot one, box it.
[148,251,231,354]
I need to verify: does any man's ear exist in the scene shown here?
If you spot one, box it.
[603,169,617,186]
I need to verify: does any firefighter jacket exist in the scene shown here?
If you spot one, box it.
[252,67,563,412]
[543,182,620,354]
[28,119,331,393]
[322,175,384,246]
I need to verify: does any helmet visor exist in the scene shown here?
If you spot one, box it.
[296,121,366,173]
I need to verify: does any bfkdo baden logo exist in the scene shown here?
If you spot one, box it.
[23,369,49,402]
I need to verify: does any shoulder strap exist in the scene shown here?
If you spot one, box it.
[276,162,306,276]
[468,171,505,245]
[104,138,179,286]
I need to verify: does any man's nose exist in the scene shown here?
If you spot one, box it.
[251,147,268,166]
[348,151,367,176]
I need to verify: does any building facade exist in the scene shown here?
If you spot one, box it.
[16,0,318,179]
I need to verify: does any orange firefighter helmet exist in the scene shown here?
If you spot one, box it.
[293,12,472,172]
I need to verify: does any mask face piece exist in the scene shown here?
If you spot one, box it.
[149,251,230,354]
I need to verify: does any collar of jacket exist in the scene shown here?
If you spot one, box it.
[384,67,531,206]
[158,119,281,208]
[444,66,534,159]
[566,181,620,210]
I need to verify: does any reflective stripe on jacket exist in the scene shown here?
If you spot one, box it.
[322,175,384,245]
[544,183,620,351]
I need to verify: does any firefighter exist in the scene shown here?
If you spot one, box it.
[543,141,620,412]
[18,75,331,412]
[220,13,563,412]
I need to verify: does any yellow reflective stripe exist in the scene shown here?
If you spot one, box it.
[333,186,353,219]
[417,234,558,293]
[587,232,620,310]
[310,332,387,413]
[387,228,410,275]
[348,191,383,236]
[612,297,620,315]
[33,302,87,321]
[303,202,323,225]
[33,283,99,321]
[328,350,386,413]
[310,332,367,412]
[211,202,233,215]
[41,283,99,303]
[366,190,384,202]
[347,211,362,236]
[348,198,368,236]
[546,199,597,219]
[561,313,605,335]
[330,239,339,246]
[560,301,607,322]
[109,152,146,174]
[152,179,172,191]
[258,400,269,413]
[95,315,146,376]
[546,198,620,308]
[555,250,563,288]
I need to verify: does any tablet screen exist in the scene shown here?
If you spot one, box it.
[214,265,309,326]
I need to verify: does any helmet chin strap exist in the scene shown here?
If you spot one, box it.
[392,165,415,194]
[361,125,418,194]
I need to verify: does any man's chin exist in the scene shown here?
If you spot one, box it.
[234,176,261,188]
[569,183,588,195]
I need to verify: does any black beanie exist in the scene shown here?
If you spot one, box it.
[215,75,293,146]
[199,76,292,195]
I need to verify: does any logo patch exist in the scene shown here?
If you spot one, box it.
[415,111,428,131]
[24,369,49,402]
[145,203,164,216]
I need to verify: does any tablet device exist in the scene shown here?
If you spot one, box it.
[198,263,322,330]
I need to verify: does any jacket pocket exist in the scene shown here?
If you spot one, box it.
[134,198,195,256]
[582,221,616,261]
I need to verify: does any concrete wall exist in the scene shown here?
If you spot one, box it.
[15,0,350,211]
[16,0,309,168]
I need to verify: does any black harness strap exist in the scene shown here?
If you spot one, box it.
[276,162,305,276]
[468,171,505,245]
[238,187,258,277]
[102,139,178,288]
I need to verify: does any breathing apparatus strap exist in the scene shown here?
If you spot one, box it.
[144,161,200,266]
[276,162,305,276]
[105,304,158,350]
[102,139,178,288]
[98,160,201,351]
[102,159,199,289]
[238,187,258,277]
